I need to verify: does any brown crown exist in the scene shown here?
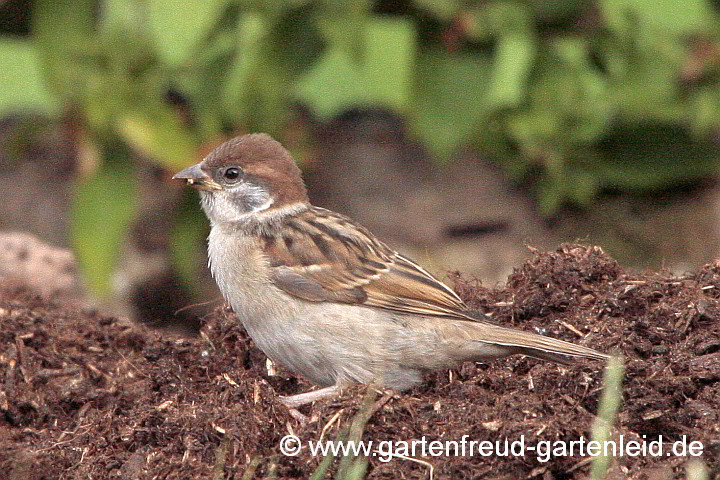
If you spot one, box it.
[205,134,309,206]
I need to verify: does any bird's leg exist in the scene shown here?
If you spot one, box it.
[279,385,343,408]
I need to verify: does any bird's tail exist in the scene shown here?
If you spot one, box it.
[460,321,608,365]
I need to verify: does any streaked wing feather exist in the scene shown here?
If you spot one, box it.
[263,207,470,318]
[272,266,367,303]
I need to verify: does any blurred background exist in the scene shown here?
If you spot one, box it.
[1,0,719,329]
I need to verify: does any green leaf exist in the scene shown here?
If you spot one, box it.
[101,0,143,33]
[610,57,685,123]
[117,106,199,170]
[595,123,719,190]
[363,17,416,111]
[413,0,462,20]
[506,39,611,153]
[486,34,535,109]
[690,87,720,138]
[222,12,268,121]
[602,0,712,37]
[315,3,367,55]
[590,356,625,479]
[536,163,601,214]
[0,39,58,116]
[506,107,561,151]
[71,152,136,298]
[148,0,229,66]
[32,0,94,100]
[410,50,492,158]
[178,26,238,137]
[294,46,365,119]
[536,176,565,215]
[32,0,94,48]
[526,0,592,20]
[295,16,416,120]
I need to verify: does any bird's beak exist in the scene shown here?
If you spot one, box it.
[172,163,222,191]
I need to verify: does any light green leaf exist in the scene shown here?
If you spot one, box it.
[117,107,199,170]
[148,0,229,66]
[610,58,682,122]
[690,87,720,138]
[101,0,142,33]
[506,107,561,151]
[636,0,712,33]
[295,16,416,120]
[410,50,492,159]
[294,46,365,120]
[484,1,533,32]
[590,356,625,479]
[222,12,268,121]
[0,39,58,116]
[602,0,712,38]
[315,6,366,56]
[487,34,535,109]
[364,17,416,111]
[71,154,136,298]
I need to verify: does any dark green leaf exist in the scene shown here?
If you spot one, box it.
[413,0,462,20]
[596,124,720,190]
[170,192,210,296]
[410,50,492,159]
[32,0,94,100]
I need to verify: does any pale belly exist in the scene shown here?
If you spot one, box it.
[207,225,460,390]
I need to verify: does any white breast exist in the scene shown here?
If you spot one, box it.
[205,223,426,389]
[207,225,281,319]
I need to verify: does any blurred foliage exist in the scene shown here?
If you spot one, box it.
[70,143,136,296]
[1,0,719,296]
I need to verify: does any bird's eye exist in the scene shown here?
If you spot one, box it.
[223,167,241,181]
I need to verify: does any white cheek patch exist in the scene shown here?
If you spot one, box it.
[235,182,273,216]
[200,182,273,225]
[252,197,273,213]
[240,182,272,211]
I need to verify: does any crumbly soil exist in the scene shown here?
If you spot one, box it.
[1,244,718,479]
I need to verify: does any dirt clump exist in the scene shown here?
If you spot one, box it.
[0,244,718,479]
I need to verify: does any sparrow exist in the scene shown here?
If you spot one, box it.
[173,133,608,407]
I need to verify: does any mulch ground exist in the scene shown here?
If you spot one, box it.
[0,244,718,479]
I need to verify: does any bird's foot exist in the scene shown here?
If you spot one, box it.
[279,385,343,408]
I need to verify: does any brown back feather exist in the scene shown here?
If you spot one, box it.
[261,206,471,318]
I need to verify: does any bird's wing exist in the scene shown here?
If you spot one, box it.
[260,206,472,318]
